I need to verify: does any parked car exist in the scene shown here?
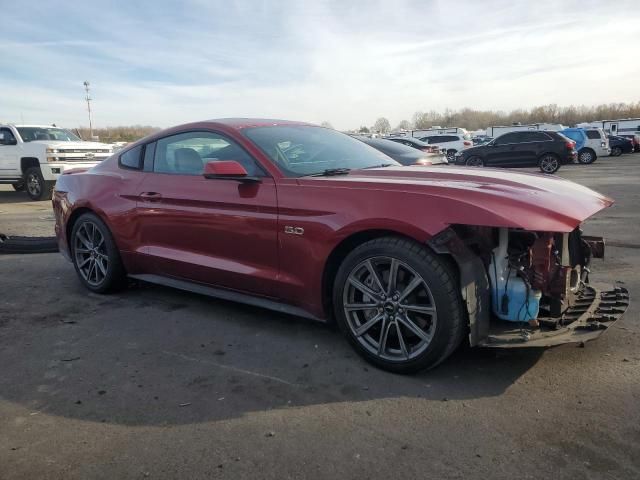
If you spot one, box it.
[619,133,640,152]
[454,130,577,173]
[53,119,628,373]
[472,137,493,146]
[354,136,446,166]
[0,124,113,200]
[559,128,610,164]
[386,136,440,154]
[416,134,473,162]
[607,135,634,156]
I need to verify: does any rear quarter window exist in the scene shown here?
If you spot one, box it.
[119,145,143,170]
[586,130,602,139]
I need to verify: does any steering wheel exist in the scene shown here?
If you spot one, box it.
[274,145,291,168]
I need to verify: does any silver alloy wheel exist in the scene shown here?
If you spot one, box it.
[74,221,108,286]
[540,155,559,173]
[446,150,456,162]
[579,150,593,164]
[27,172,42,197]
[342,256,437,362]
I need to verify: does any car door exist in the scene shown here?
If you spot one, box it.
[511,131,540,167]
[527,132,555,163]
[135,130,279,297]
[0,127,20,179]
[485,132,522,166]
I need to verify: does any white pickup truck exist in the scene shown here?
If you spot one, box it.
[0,124,113,200]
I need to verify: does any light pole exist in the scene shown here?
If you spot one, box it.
[83,81,93,139]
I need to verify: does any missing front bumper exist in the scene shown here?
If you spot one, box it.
[480,284,629,348]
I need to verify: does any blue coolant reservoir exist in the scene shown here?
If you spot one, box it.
[488,229,542,323]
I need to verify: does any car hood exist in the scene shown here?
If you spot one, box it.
[309,165,613,233]
[29,140,113,150]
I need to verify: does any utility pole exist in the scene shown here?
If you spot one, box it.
[83,81,93,138]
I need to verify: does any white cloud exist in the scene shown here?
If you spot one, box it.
[1,0,639,130]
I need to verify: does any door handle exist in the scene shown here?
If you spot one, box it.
[139,192,162,202]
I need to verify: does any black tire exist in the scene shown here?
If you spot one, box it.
[70,213,126,293]
[446,149,457,162]
[0,235,58,254]
[538,153,560,174]
[465,156,484,167]
[332,236,465,374]
[577,148,596,164]
[611,147,622,157]
[25,167,54,201]
[11,181,25,192]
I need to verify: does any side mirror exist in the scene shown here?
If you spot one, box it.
[203,161,260,183]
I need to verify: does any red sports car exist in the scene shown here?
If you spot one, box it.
[53,119,629,373]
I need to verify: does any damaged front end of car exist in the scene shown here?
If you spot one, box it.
[429,225,629,348]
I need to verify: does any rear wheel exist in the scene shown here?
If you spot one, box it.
[71,213,126,293]
[538,154,560,174]
[333,237,465,373]
[446,149,457,162]
[25,167,54,201]
[465,156,484,167]
[578,148,596,164]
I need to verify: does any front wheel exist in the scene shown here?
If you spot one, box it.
[25,167,54,201]
[538,154,560,174]
[578,149,596,164]
[465,156,484,167]
[611,147,622,157]
[332,237,465,373]
[71,213,126,293]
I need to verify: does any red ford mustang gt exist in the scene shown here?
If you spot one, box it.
[52,119,628,373]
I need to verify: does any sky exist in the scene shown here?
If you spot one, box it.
[1,0,639,130]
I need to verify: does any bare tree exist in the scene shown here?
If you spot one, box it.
[373,117,391,134]
[396,101,640,131]
[396,119,412,131]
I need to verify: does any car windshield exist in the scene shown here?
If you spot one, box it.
[243,125,399,177]
[17,127,80,142]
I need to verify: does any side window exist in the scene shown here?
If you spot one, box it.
[494,133,518,145]
[537,132,553,141]
[585,130,601,139]
[521,132,548,142]
[428,136,443,144]
[119,145,143,169]
[0,128,16,145]
[153,131,264,176]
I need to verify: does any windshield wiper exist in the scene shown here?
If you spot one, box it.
[303,168,352,177]
[361,163,395,169]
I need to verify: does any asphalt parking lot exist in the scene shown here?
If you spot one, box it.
[1,158,639,479]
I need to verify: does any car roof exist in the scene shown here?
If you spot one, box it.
[203,118,315,130]
[3,124,65,128]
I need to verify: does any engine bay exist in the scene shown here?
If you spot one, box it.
[429,224,628,347]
